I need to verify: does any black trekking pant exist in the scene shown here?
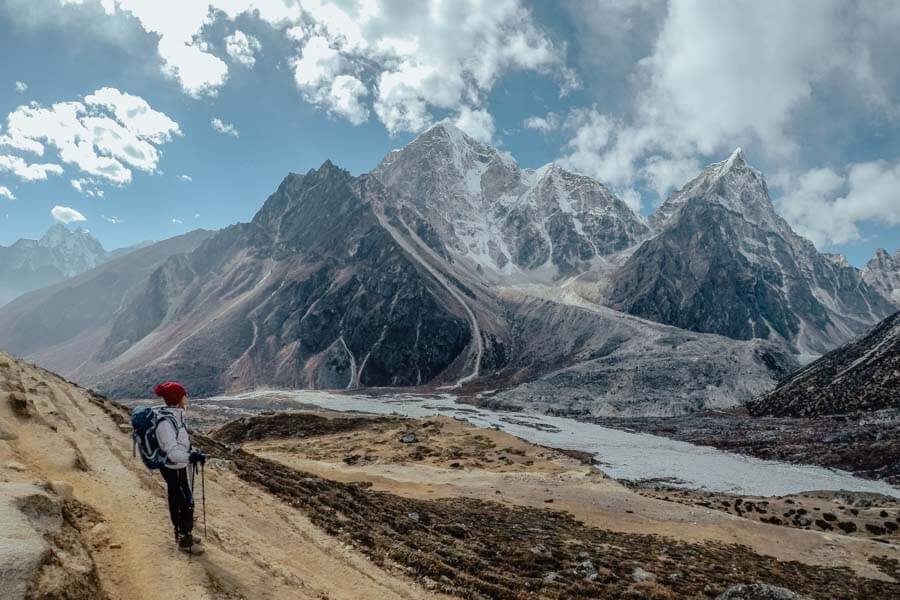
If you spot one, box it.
[160,466,194,539]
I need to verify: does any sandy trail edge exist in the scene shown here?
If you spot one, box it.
[0,351,448,600]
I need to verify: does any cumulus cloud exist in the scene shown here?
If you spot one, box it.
[211,117,239,138]
[179,174,192,182]
[0,185,14,200]
[35,1,568,135]
[51,205,86,223]
[524,112,560,133]
[225,30,261,67]
[453,107,495,144]
[0,155,64,181]
[85,87,181,142]
[15,81,28,93]
[557,0,900,210]
[0,88,179,185]
[776,160,900,247]
[71,177,105,196]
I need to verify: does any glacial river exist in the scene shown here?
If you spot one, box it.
[200,390,900,499]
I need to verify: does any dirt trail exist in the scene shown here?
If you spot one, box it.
[0,351,446,600]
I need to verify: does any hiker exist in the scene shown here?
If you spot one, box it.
[152,381,207,555]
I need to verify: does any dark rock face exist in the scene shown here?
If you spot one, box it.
[748,310,900,417]
[91,163,471,397]
[607,151,894,353]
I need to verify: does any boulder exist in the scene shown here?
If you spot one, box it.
[716,583,807,599]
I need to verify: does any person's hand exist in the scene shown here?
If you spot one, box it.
[189,449,207,465]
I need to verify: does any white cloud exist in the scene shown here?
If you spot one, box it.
[211,117,239,138]
[171,217,183,224]
[225,30,262,67]
[289,1,567,133]
[38,1,301,97]
[85,87,181,142]
[0,155,64,181]
[37,1,568,135]
[102,214,121,224]
[557,1,900,206]
[15,81,28,93]
[777,160,900,247]
[0,88,179,185]
[51,205,86,223]
[524,112,560,133]
[0,186,14,200]
[71,177,105,196]
[453,107,495,144]
[179,174,192,182]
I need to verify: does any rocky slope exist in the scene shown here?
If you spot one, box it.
[864,248,900,305]
[748,310,900,417]
[0,135,795,414]
[69,163,475,398]
[373,124,649,281]
[604,149,895,354]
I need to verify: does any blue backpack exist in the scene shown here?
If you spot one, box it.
[132,406,179,470]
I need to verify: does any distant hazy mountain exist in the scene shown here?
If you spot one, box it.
[863,248,900,306]
[0,229,213,368]
[749,310,900,417]
[0,224,108,306]
[603,149,894,354]
[0,224,154,307]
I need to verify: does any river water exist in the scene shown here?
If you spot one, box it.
[200,389,900,499]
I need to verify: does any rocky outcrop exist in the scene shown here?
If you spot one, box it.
[606,150,895,354]
[0,483,105,600]
[863,248,900,305]
[749,310,900,417]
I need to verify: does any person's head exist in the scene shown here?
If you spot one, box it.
[153,381,188,407]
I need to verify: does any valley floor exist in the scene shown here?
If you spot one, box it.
[588,409,900,485]
[2,349,900,598]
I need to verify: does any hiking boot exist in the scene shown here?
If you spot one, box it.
[177,534,205,555]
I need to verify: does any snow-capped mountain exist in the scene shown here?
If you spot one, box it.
[862,248,900,305]
[0,224,111,306]
[605,149,895,354]
[0,151,793,414]
[373,124,649,281]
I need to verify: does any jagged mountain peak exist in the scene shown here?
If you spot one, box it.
[373,123,648,279]
[863,246,900,305]
[650,148,773,231]
[823,253,851,268]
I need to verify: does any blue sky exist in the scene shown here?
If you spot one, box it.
[1,1,898,266]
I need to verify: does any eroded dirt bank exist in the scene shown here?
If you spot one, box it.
[0,351,448,600]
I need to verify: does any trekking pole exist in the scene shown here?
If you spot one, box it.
[201,461,207,538]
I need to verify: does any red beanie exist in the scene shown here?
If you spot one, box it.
[153,381,187,406]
